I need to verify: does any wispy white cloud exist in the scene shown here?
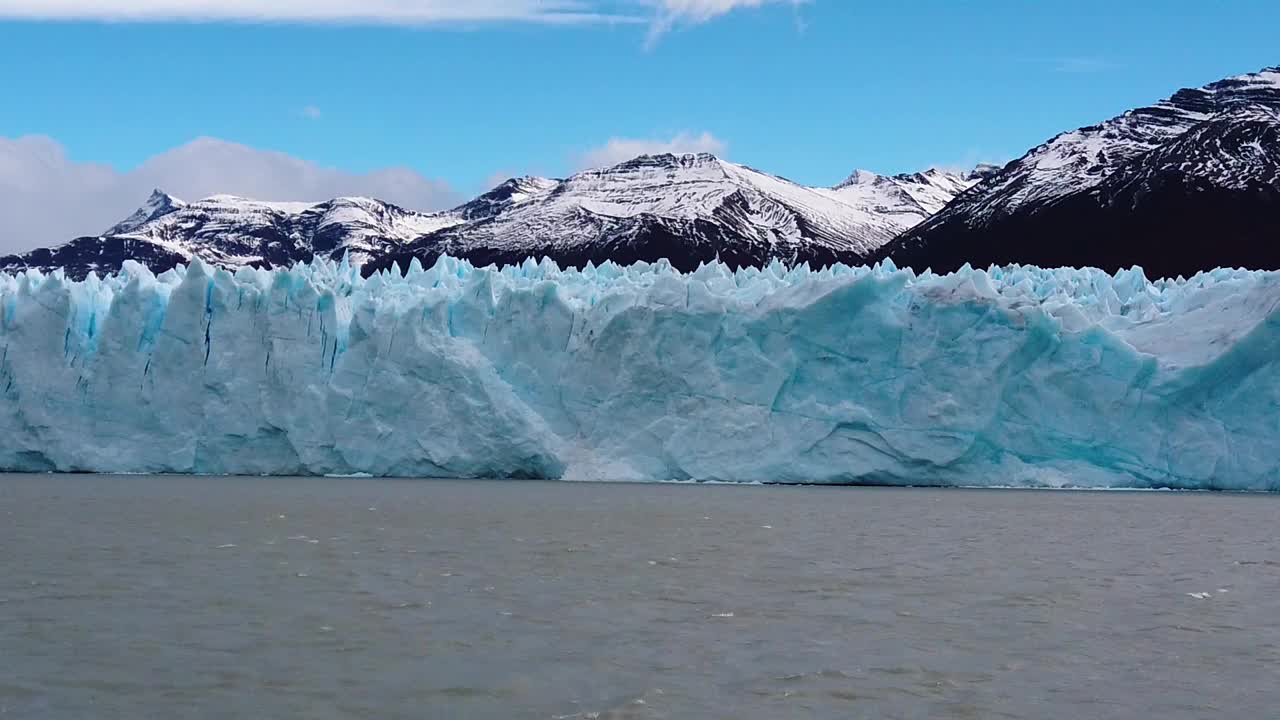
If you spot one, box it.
[0,0,639,24]
[650,0,805,25]
[300,105,323,120]
[575,131,728,170]
[0,1,806,33]
[0,136,461,254]
[928,148,1015,175]
[646,0,807,44]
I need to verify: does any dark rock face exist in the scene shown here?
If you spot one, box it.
[0,235,194,281]
[879,68,1280,278]
[369,212,864,276]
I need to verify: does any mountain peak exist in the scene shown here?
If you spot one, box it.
[609,152,724,172]
[880,64,1280,278]
[833,169,882,189]
[836,164,997,192]
[968,163,1002,181]
[456,175,559,222]
[1224,66,1280,87]
[105,189,186,236]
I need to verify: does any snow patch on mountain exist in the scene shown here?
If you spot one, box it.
[7,153,991,279]
[104,189,186,236]
[376,153,989,273]
[877,66,1280,279]
[931,66,1280,226]
[113,193,461,265]
[829,166,993,227]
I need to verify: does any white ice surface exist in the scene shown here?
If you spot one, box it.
[2,255,1278,488]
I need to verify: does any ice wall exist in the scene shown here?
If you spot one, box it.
[2,255,1279,489]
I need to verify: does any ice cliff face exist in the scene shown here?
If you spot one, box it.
[2,256,1279,489]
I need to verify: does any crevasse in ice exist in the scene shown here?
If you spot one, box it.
[2,254,1278,489]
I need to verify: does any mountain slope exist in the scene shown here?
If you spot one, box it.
[371,153,987,274]
[105,189,187,235]
[2,154,985,279]
[1,195,462,279]
[829,165,998,229]
[880,67,1280,278]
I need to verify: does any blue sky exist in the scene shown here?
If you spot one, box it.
[0,0,1277,249]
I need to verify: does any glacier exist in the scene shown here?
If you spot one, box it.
[1,254,1278,490]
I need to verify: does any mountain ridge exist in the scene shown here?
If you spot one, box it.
[877,66,1280,278]
[4,65,1278,281]
[1,153,985,279]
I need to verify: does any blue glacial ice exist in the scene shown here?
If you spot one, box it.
[2,254,1279,489]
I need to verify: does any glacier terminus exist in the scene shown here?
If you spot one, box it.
[2,254,1277,490]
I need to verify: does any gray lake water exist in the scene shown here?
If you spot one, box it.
[2,475,1278,719]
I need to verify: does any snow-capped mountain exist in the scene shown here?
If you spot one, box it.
[830,165,998,228]
[1,194,462,280]
[453,175,561,223]
[2,154,983,279]
[104,189,187,235]
[371,153,989,274]
[880,66,1280,278]
[6,67,1278,281]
